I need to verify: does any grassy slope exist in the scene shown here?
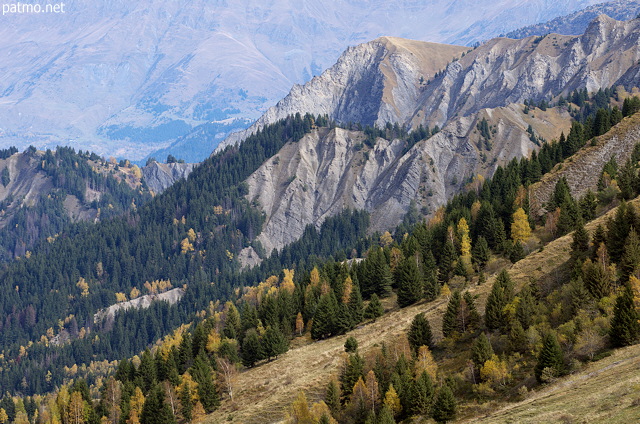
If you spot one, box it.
[465,344,640,423]
[204,197,640,424]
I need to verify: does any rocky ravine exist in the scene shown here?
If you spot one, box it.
[221,15,640,153]
[245,104,571,256]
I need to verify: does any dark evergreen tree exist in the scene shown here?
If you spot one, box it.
[344,336,358,353]
[621,229,640,281]
[367,248,393,297]
[471,333,494,370]
[340,353,364,399]
[407,313,433,355]
[377,405,397,424]
[312,292,338,339]
[571,219,590,264]
[535,333,564,382]
[179,381,193,423]
[442,291,462,338]
[410,371,434,416]
[610,285,640,347]
[364,294,384,320]
[325,378,341,415]
[140,385,176,424]
[241,329,262,368]
[515,287,535,330]
[432,384,456,423]
[485,269,514,331]
[191,353,219,413]
[396,256,423,307]
[262,325,288,360]
[471,236,490,270]
[348,282,365,324]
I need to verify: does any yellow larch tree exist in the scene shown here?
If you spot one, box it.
[383,384,402,417]
[342,276,353,304]
[458,218,471,258]
[415,345,438,381]
[511,207,532,244]
[76,278,89,297]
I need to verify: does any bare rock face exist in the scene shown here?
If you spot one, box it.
[219,37,469,150]
[246,104,569,254]
[93,288,185,327]
[142,161,197,194]
[222,16,640,153]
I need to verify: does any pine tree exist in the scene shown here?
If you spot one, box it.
[262,325,288,360]
[410,371,434,416]
[485,269,514,330]
[241,329,262,367]
[515,287,535,330]
[312,292,338,339]
[471,236,490,270]
[407,313,433,354]
[345,336,359,353]
[368,248,393,297]
[396,256,423,307]
[325,378,341,415]
[621,229,640,281]
[571,219,590,264]
[364,294,384,320]
[140,385,176,424]
[340,353,365,399]
[610,285,640,347]
[191,354,219,413]
[442,291,461,338]
[471,333,494,371]
[179,381,193,423]
[535,333,564,383]
[377,404,397,424]
[432,384,456,423]
[349,282,365,325]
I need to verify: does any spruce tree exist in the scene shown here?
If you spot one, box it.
[471,236,490,270]
[485,269,513,331]
[377,405,397,424]
[325,378,341,415]
[432,384,456,423]
[571,219,590,264]
[408,313,433,354]
[241,329,262,367]
[410,371,435,416]
[396,256,423,307]
[515,287,535,330]
[535,333,564,383]
[368,248,393,297]
[442,291,461,338]
[140,385,176,424]
[471,333,494,370]
[312,292,338,339]
[610,285,640,347]
[179,381,193,423]
[621,229,640,281]
[191,353,219,413]
[262,325,288,360]
[364,294,384,320]
[348,282,365,324]
[340,353,364,399]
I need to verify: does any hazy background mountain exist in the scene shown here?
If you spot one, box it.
[0,0,607,162]
[506,0,640,39]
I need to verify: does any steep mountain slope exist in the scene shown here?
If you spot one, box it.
[506,0,640,39]
[222,15,640,151]
[0,148,153,259]
[529,111,640,216]
[0,0,603,161]
[246,104,571,253]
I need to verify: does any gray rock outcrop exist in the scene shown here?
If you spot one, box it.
[142,161,197,194]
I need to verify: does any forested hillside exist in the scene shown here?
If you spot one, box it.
[0,91,638,424]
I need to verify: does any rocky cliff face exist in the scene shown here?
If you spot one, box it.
[142,161,197,194]
[219,38,469,150]
[246,104,571,254]
[222,15,640,152]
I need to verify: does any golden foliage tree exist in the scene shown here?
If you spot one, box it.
[67,392,85,424]
[383,384,402,417]
[415,345,438,381]
[76,278,89,298]
[458,218,471,258]
[295,312,305,336]
[0,409,8,424]
[127,387,145,424]
[288,391,314,424]
[511,207,532,244]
